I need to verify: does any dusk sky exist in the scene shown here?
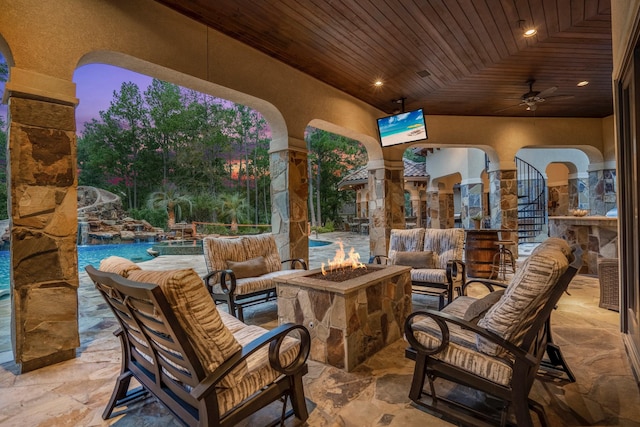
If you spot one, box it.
[0,61,158,132]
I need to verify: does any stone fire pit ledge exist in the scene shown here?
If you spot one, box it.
[276,264,412,371]
[275,264,410,294]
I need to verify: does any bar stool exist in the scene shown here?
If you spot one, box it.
[491,231,516,281]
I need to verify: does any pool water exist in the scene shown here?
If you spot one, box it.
[0,238,332,296]
[0,242,155,296]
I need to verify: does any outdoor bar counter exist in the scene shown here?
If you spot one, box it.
[548,215,618,275]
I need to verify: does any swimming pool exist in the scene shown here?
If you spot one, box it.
[0,242,155,297]
[0,238,333,297]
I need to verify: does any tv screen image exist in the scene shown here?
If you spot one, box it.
[377,108,428,147]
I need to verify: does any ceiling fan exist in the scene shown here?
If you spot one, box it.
[497,80,574,112]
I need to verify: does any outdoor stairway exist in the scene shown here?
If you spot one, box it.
[516,156,546,242]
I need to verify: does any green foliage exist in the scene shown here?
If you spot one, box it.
[147,183,193,227]
[0,57,7,219]
[403,149,426,163]
[128,207,168,229]
[307,128,366,226]
[190,193,217,223]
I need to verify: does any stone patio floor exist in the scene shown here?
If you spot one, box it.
[0,231,639,426]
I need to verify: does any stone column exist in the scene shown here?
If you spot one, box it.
[368,161,404,258]
[488,165,518,234]
[588,167,617,216]
[568,172,589,211]
[460,178,483,228]
[6,69,80,372]
[271,144,308,264]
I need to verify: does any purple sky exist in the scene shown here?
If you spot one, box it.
[0,62,155,132]
[73,64,153,131]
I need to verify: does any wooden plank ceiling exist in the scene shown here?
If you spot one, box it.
[154,0,612,118]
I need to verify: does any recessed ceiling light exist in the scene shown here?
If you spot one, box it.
[523,28,537,37]
[577,80,589,87]
[374,80,383,87]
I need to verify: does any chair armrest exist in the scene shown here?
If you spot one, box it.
[372,255,390,265]
[191,323,311,400]
[282,258,308,270]
[404,309,537,367]
[461,278,508,295]
[203,269,237,295]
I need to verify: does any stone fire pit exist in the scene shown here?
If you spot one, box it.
[276,264,412,371]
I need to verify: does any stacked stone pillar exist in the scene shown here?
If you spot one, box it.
[426,188,455,229]
[368,161,405,258]
[460,178,484,228]
[568,172,589,211]
[488,166,519,234]
[7,73,80,372]
[588,167,617,215]
[270,144,308,264]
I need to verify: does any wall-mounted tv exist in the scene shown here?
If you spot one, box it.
[377,108,428,147]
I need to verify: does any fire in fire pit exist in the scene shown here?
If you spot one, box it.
[317,241,367,281]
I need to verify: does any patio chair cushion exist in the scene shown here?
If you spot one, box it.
[241,233,283,272]
[477,248,569,356]
[126,268,245,388]
[463,289,505,323]
[99,256,141,278]
[423,228,465,270]
[227,256,269,279]
[231,270,299,295]
[409,296,514,386]
[394,251,434,269]
[411,268,447,285]
[388,228,426,264]
[531,237,572,257]
[203,237,245,282]
[216,324,303,415]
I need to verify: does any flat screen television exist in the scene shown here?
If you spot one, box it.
[377,108,428,147]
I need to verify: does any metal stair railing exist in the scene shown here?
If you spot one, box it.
[516,157,546,242]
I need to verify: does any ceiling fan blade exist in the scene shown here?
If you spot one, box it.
[537,86,558,98]
[494,104,521,113]
[544,95,575,102]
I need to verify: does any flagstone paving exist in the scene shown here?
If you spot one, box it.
[0,232,639,426]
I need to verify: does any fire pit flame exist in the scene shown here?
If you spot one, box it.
[321,241,366,275]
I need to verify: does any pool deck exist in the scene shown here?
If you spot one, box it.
[1,232,639,426]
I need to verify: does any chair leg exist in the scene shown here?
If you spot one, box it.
[103,371,148,419]
[409,353,428,402]
[289,372,309,422]
[512,386,535,427]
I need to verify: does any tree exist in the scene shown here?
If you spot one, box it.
[0,57,8,218]
[147,183,193,229]
[307,128,366,226]
[218,193,247,233]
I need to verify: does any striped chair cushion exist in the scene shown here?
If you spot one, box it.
[217,324,302,415]
[410,296,514,386]
[531,237,572,258]
[423,228,465,270]
[232,270,298,295]
[241,233,282,273]
[410,268,447,284]
[99,256,141,278]
[126,269,245,388]
[203,236,245,282]
[388,228,426,264]
[477,248,569,356]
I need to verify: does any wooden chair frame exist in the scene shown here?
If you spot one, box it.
[404,247,581,427]
[86,265,310,427]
